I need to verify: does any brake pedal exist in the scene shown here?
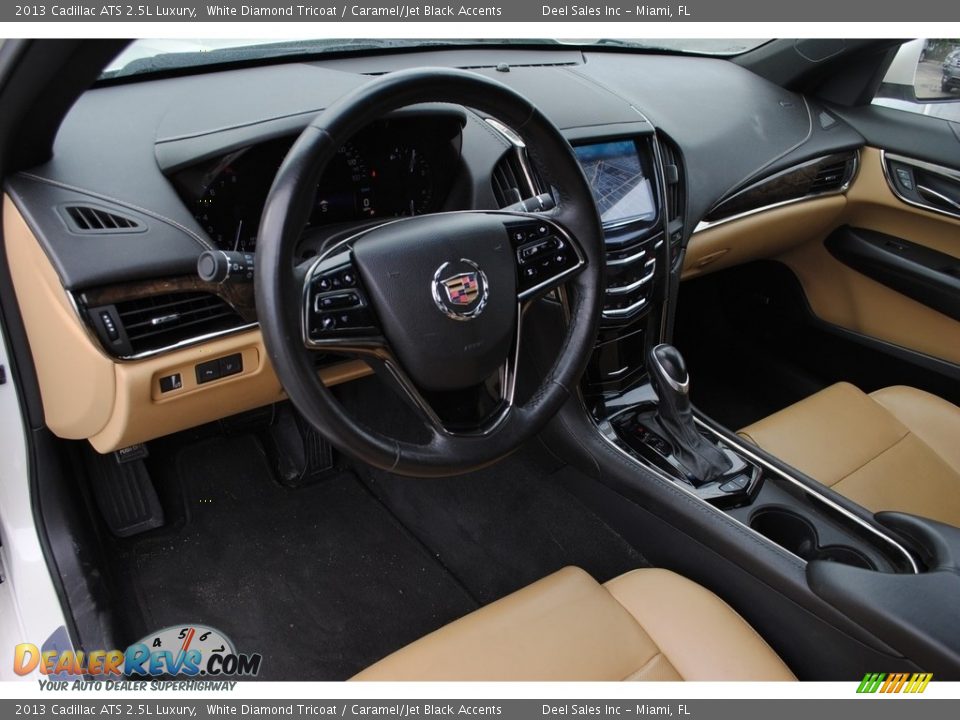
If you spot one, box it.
[261,404,335,487]
[83,445,164,537]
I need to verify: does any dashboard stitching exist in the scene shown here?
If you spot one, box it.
[464,110,513,149]
[155,106,326,144]
[17,172,216,251]
[563,67,656,126]
[719,96,815,203]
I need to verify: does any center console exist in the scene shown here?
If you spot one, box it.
[547,128,960,677]
[566,140,681,427]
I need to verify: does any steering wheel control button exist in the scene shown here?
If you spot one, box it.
[315,291,361,312]
[508,220,582,298]
[304,255,380,343]
[431,259,489,321]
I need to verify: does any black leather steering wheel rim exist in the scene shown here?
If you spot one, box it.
[255,68,604,477]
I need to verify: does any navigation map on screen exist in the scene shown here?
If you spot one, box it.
[573,140,656,225]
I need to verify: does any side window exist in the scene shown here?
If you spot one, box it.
[873,39,960,122]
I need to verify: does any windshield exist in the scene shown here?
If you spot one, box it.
[100,38,770,79]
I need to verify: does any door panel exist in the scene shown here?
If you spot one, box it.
[778,147,960,366]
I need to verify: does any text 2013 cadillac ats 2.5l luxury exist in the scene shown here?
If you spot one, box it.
[0,38,958,681]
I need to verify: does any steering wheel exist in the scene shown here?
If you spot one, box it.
[255,68,604,477]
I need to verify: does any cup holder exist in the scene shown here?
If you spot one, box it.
[816,545,874,569]
[749,508,875,570]
[750,509,818,559]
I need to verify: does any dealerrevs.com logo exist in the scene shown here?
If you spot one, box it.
[14,625,262,678]
[857,672,933,694]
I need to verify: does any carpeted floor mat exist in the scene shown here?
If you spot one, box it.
[358,442,648,605]
[112,435,477,680]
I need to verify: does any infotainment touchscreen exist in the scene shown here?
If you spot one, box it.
[573,140,656,226]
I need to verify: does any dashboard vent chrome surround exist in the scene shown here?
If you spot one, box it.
[63,205,143,233]
[491,152,528,207]
[810,160,851,194]
[118,292,241,354]
[485,118,542,208]
[92,292,245,357]
[658,139,685,224]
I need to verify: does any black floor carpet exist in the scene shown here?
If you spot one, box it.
[111,435,477,680]
[358,442,648,605]
[106,427,646,680]
[674,262,830,430]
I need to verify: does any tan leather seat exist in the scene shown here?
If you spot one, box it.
[739,383,960,527]
[352,566,794,681]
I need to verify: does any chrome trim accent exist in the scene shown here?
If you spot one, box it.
[431,260,490,321]
[591,404,919,573]
[594,417,813,568]
[606,247,649,267]
[885,151,960,184]
[68,286,259,362]
[515,223,586,301]
[650,344,689,394]
[693,417,920,574]
[880,150,960,222]
[918,184,960,212]
[114,323,258,361]
[693,150,860,234]
[485,117,540,199]
[150,314,180,326]
[650,343,690,395]
[378,299,522,439]
[601,296,647,319]
[605,264,656,296]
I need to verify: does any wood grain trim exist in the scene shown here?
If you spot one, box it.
[79,275,257,324]
[4,194,372,453]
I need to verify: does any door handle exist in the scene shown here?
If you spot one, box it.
[917,184,960,213]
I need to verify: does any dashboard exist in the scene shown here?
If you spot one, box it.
[2,45,868,452]
[171,115,464,253]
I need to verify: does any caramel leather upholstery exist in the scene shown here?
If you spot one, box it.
[740,383,960,527]
[352,566,794,681]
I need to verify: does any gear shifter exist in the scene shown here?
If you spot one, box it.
[647,344,732,486]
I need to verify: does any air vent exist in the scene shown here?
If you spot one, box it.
[659,139,685,222]
[492,151,530,208]
[64,205,143,233]
[810,159,852,194]
[108,292,244,356]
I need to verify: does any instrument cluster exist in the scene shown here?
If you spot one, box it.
[173,116,464,253]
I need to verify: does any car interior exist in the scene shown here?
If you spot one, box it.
[1,37,959,681]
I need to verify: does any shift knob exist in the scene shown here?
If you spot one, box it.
[650,344,689,395]
[647,343,730,485]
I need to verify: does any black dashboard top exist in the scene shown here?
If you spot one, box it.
[5,47,865,292]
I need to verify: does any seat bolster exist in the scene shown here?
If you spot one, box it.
[603,569,795,681]
[351,566,660,681]
[738,382,907,486]
[870,386,960,476]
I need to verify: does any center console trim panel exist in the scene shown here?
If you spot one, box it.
[594,403,919,573]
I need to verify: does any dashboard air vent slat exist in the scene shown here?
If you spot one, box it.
[65,205,142,233]
[658,139,685,223]
[810,160,851,194]
[113,292,244,355]
[492,153,526,208]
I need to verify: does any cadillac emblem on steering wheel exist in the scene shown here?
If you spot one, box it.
[432,259,489,321]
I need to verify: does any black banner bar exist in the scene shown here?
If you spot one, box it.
[3,0,960,22]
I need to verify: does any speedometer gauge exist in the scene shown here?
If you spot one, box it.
[379,144,434,216]
[313,143,375,222]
